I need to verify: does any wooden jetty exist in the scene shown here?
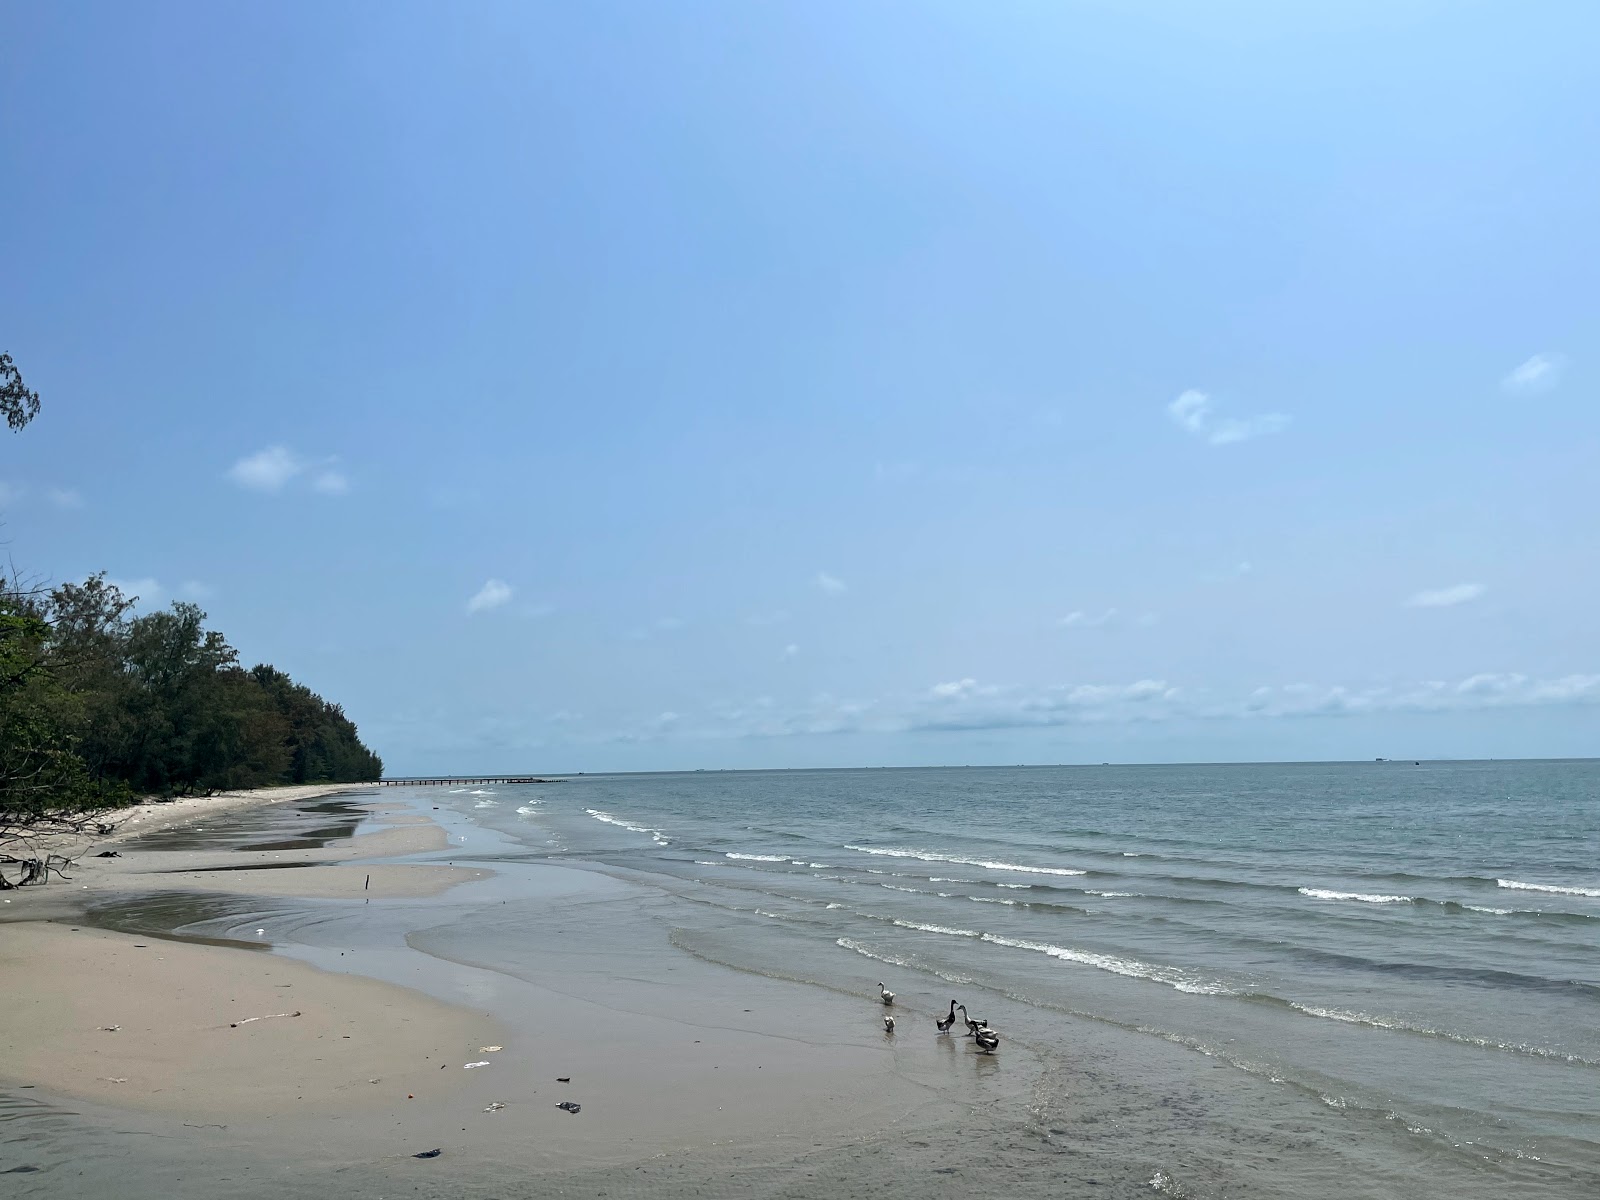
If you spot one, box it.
[377,776,563,787]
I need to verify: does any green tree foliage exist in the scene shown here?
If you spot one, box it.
[43,581,382,795]
[1,352,41,431]
[249,665,384,784]
[2,355,379,884]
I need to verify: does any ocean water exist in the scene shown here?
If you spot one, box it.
[453,759,1600,1195]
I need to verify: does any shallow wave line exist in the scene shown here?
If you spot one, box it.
[1498,878,1600,899]
[844,845,1086,876]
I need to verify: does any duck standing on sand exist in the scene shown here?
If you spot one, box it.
[958,1004,988,1037]
[974,1026,1000,1053]
[878,982,895,1006]
[935,999,957,1033]
[884,1014,896,1033]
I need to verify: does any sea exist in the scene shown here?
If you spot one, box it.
[446,758,1599,1196]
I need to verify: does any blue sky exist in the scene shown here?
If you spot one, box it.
[3,1,1597,772]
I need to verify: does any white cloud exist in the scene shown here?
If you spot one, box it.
[1168,390,1210,435]
[312,469,350,496]
[47,487,85,509]
[228,446,349,496]
[1058,608,1118,628]
[1405,583,1485,609]
[596,668,1600,744]
[466,579,513,614]
[106,577,164,607]
[1168,389,1290,446]
[873,461,919,484]
[816,571,847,595]
[1502,353,1566,394]
[228,445,303,492]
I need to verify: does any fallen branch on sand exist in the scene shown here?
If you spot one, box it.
[228,1010,302,1028]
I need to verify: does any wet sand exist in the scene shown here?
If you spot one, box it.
[2,788,1023,1198]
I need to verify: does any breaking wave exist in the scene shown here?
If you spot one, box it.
[584,809,670,845]
[846,845,1086,876]
[1498,878,1600,899]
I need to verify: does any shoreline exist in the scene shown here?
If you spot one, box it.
[0,784,1018,1194]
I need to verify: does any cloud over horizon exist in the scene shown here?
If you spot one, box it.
[590,669,1600,746]
[1502,353,1566,394]
[228,446,350,495]
[1406,583,1486,608]
[466,578,513,614]
[1168,389,1290,446]
[815,571,847,595]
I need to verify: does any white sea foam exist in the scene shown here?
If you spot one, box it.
[693,860,719,866]
[1289,1002,1600,1064]
[1463,904,1515,915]
[978,932,1232,995]
[516,804,539,816]
[725,852,788,862]
[584,809,670,845]
[1498,878,1600,898]
[997,882,1032,889]
[971,896,1021,906]
[474,799,497,809]
[1087,890,1137,897]
[1298,887,1413,904]
[892,918,980,937]
[468,789,496,796]
[836,937,912,967]
[845,845,1086,876]
[880,883,921,893]
[809,863,831,869]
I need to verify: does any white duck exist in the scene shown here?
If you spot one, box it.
[878,981,895,1006]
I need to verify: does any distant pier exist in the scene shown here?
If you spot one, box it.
[377,776,563,787]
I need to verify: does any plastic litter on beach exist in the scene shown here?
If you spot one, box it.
[556,1076,570,1083]
[463,1061,491,1069]
[99,1025,121,1032]
[412,1148,442,1159]
[484,1102,506,1112]
[479,1045,502,1052]
[556,1101,581,1114]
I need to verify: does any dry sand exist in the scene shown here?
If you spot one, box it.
[0,785,500,1121]
[0,922,498,1117]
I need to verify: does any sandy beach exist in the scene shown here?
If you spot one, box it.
[1,785,1008,1198]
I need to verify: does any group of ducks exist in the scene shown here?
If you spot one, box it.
[878,982,1000,1053]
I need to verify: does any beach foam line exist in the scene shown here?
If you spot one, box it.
[1286,1002,1600,1067]
[1497,878,1600,899]
[584,809,670,845]
[977,932,1233,995]
[724,852,789,862]
[844,844,1086,876]
[1299,887,1413,904]
[892,918,980,937]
